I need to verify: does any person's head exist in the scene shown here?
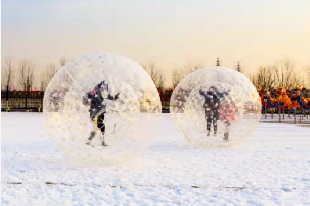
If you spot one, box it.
[208,86,217,94]
[90,89,96,95]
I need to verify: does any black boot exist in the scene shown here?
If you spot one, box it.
[102,141,108,147]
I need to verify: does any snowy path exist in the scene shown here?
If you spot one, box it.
[1,113,310,206]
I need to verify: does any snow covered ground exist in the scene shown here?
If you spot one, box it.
[1,113,310,206]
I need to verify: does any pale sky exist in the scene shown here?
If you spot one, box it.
[2,0,310,86]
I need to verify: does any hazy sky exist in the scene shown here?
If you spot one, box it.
[2,0,310,86]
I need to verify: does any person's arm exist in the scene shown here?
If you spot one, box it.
[218,91,228,98]
[96,81,105,89]
[199,90,206,97]
[82,93,91,105]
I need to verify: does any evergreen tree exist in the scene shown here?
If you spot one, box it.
[237,62,242,72]
[216,57,220,66]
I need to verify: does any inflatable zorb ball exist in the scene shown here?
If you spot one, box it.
[170,67,261,147]
[43,53,161,164]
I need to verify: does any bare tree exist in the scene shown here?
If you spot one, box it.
[295,73,306,88]
[171,69,185,89]
[18,61,35,91]
[1,58,15,91]
[40,63,58,91]
[273,61,300,89]
[184,63,204,74]
[38,57,67,91]
[143,63,165,89]
[250,66,276,89]
[303,66,310,88]
[143,63,158,84]
[157,73,165,90]
[171,63,203,89]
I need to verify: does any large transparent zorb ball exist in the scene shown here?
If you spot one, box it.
[43,53,161,164]
[170,67,261,147]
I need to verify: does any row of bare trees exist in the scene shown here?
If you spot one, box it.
[250,61,309,89]
[144,60,309,90]
[143,62,205,90]
[1,59,35,92]
[1,57,67,92]
[171,63,204,89]
[2,58,309,92]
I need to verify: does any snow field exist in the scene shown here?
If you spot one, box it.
[1,113,310,205]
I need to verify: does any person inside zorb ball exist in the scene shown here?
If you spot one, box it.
[43,53,161,163]
[170,67,261,147]
[199,85,235,140]
[82,80,120,147]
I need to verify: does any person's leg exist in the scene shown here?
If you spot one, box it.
[97,113,107,146]
[213,110,218,136]
[86,131,96,145]
[86,117,97,145]
[206,110,212,136]
[224,120,230,140]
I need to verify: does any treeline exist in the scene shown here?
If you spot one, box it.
[144,60,310,91]
[143,62,204,90]
[1,57,67,92]
[250,61,310,90]
[1,57,310,93]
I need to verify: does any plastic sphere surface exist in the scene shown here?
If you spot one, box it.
[170,67,261,147]
[43,53,161,164]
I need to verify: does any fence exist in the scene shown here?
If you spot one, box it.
[261,106,309,124]
[259,88,310,124]
[1,90,173,113]
[1,91,44,112]
[1,90,310,124]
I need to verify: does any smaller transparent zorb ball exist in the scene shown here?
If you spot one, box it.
[170,67,261,147]
[43,53,161,164]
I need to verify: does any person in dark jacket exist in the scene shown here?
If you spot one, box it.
[199,86,221,136]
[83,81,120,147]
